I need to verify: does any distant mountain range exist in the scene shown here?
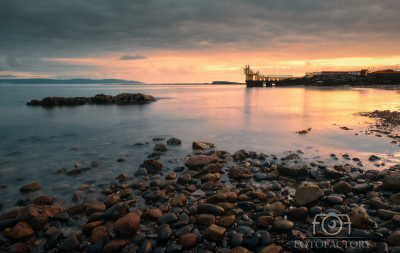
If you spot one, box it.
[0,78,144,84]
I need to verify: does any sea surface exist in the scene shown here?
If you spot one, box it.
[0,83,400,210]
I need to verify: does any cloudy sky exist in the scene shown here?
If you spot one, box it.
[0,0,399,83]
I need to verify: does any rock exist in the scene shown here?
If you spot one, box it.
[353,184,374,193]
[20,182,41,191]
[199,203,225,216]
[377,209,400,220]
[158,227,173,242]
[277,159,308,177]
[54,212,69,222]
[114,213,140,236]
[4,221,34,241]
[387,231,400,246]
[370,198,390,209]
[383,171,400,189]
[104,196,121,208]
[165,172,177,180]
[229,246,249,253]
[392,215,400,226]
[0,219,16,230]
[198,214,216,226]
[9,242,30,253]
[86,201,106,215]
[154,143,167,151]
[139,160,163,174]
[185,155,218,168]
[294,182,323,206]
[203,224,226,242]
[256,216,273,228]
[265,170,280,180]
[258,244,283,253]
[67,203,87,215]
[158,213,178,224]
[90,226,111,244]
[272,220,294,231]
[243,232,260,246]
[29,216,48,230]
[264,202,286,216]
[59,235,82,252]
[67,168,81,175]
[348,210,368,229]
[231,233,244,247]
[369,155,381,161]
[228,165,252,180]
[101,240,127,253]
[324,166,344,178]
[207,193,227,203]
[333,181,352,193]
[15,204,65,222]
[327,195,344,205]
[82,221,103,235]
[177,233,198,249]
[146,208,163,221]
[171,194,187,207]
[287,207,308,220]
[192,140,215,150]
[389,193,400,205]
[0,206,24,221]
[33,195,53,206]
[167,137,181,145]
[115,174,127,182]
[218,215,235,227]
[104,202,129,220]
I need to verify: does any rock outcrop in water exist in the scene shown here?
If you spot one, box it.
[26,93,156,106]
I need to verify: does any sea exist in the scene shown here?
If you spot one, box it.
[0,83,399,210]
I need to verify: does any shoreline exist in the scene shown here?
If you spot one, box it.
[1,139,400,253]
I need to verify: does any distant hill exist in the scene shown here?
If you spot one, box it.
[0,78,144,84]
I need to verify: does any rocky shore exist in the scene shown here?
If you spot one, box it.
[26,93,156,106]
[1,139,400,253]
[357,110,400,144]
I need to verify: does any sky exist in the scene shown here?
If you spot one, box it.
[0,0,399,83]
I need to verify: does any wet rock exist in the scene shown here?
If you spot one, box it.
[104,196,121,208]
[353,184,374,193]
[178,174,192,184]
[348,210,369,229]
[158,226,173,242]
[139,160,163,174]
[82,221,103,235]
[0,219,16,230]
[44,226,60,237]
[90,226,111,244]
[9,242,30,253]
[333,181,352,193]
[154,143,167,151]
[138,240,152,253]
[198,214,216,226]
[43,232,62,250]
[20,182,41,191]
[243,232,260,246]
[15,204,65,222]
[86,201,106,215]
[264,202,286,216]
[201,181,218,191]
[167,137,181,145]
[33,195,53,206]
[324,166,344,178]
[145,208,163,220]
[88,240,104,253]
[158,213,178,224]
[389,193,400,205]
[104,202,129,220]
[236,201,255,211]
[0,206,24,221]
[67,203,87,215]
[387,231,400,246]
[59,234,82,252]
[29,216,48,230]
[114,213,140,236]
[256,216,273,228]
[171,193,187,207]
[67,168,82,175]
[3,221,34,241]
[177,233,198,249]
[272,220,294,231]
[228,165,252,180]
[327,195,344,205]
[277,159,308,177]
[185,155,218,168]
[54,212,69,222]
[369,155,381,161]
[218,215,235,227]
[265,170,280,180]
[383,171,400,190]
[377,209,400,220]
[370,198,390,209]
[192,140,215,150]
[115,174,127,182]
[392,215,400,226]
[294,182,324,206]
[165,172,177,180]
[199,203,225,216]
[203,224,226,242]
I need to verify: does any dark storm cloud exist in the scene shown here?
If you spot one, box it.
[119,55,147,60]
[0,0,399,59]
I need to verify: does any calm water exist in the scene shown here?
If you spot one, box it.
[0,83,400,210]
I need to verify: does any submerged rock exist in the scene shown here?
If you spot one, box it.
[20,182,41,191]
[192,140,215,150]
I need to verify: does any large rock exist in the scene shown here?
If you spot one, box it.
[387,231,400,246]
[167,137,181,145]
[185,155,218,168]
[177,233,198,249]
[67,203,88,215]
[294,182,323,206]
[3,221,34,241]
[0,206,24,221]
[277,159,308,177]
[86,201,106,216]
[20,182,41,191]
[389,193,400,205]
[139,160,163,174]
[333,181,352,193]
[192,140,215,150]
[199,203,225,216]
[59,235,82,252]
[383,171,400,189]
[348,210,368,229]
[101,240,127,253]
[228,165,252,180]
[203,224,226,242]
[258,245,283,253]
[15,204,65,222]
[90,226,111,244]
[114,213,140,237]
